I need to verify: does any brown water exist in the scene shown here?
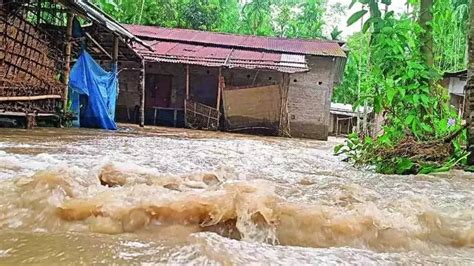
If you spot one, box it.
[0,126,472,264]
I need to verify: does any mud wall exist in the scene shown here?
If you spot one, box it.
[288,56,341,140]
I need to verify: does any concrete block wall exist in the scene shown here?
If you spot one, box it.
[288,56,338,140]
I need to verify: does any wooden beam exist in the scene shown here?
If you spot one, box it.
[63,13,74,113]
[0,95,62,101]
[112,35,119,65]
[185,64,190,100]
[139,60,146,127]
[0,112,58,117]
[85,32,112,60]
[117,67,142,74]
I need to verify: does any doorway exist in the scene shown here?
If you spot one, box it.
[145,74,172,108]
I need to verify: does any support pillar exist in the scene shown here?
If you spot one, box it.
[63,13,74,113]
[112,36,119,67]
[185,65,190,99]
[217,68,222,111]
[279,73,291,137]
[25,113,36,129]
[139,60,146,127]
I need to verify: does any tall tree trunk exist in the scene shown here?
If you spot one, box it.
[466,3,474,165]
[419,0,434,67]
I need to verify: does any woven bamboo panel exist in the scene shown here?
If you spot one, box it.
[185,99,219,130]
[0,9,64,100]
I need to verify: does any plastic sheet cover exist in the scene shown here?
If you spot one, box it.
[69,51,118,130]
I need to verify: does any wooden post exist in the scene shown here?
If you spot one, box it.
[217,68,222,112]
[63,13,74,114]
[185,65,190,99]
[215,68,223,129]
[184,65,190,127]
[25,114,36,129]
[278,73,291,137]
[139,60,146,127]
[112,36,119,65]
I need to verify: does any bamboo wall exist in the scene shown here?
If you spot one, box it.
[0,6,64,113]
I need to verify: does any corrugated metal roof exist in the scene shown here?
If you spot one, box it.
[60,0,151,50]
[124,25,346,58]
[330,103,371,117]
[133,41,309,73]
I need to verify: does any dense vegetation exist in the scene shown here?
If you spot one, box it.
[334,0,471,174]
[333,0,471,105]
[92,0,471,174]
[91,0,346,40]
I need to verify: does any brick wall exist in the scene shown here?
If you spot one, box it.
[288,56,340,140]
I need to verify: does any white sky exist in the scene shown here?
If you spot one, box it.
[324,0,408,39]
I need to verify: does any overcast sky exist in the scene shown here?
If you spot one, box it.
[324,0,408,39]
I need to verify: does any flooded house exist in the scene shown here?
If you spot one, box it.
[116,25,347,140]
[329,103,358,136]
[441,70,467,117]
[1,1,346,140]
[0,0,146,128]
[329,102,374,136]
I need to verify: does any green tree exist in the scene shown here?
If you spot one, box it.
[293,0,326,39]
[240,0,274,36]
[433,0,471,72]
[336,0,462,174]
[181,0,218,30]
[420,0,434,67]
[274,4,297,38]
[332,32,369,104]
[214,0,241,33]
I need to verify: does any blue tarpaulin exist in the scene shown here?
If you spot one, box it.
[69,50,118,130]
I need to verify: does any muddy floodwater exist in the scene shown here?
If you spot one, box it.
[0,126,472,264]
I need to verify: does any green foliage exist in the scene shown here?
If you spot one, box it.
[347,10,368,26]
[334,0,470,105]
[292,0,326,39]
[181,1,218,30]
[433,0,471,72]
[331,32,369,104]
[240,0,274,36]
[91,0,330,39]
[330,26,343,40]
[333,0,467,175]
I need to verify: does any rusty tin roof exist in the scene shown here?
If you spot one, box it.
[124,25,346,58]
[124,25,348,73]
[133,40,310,73]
